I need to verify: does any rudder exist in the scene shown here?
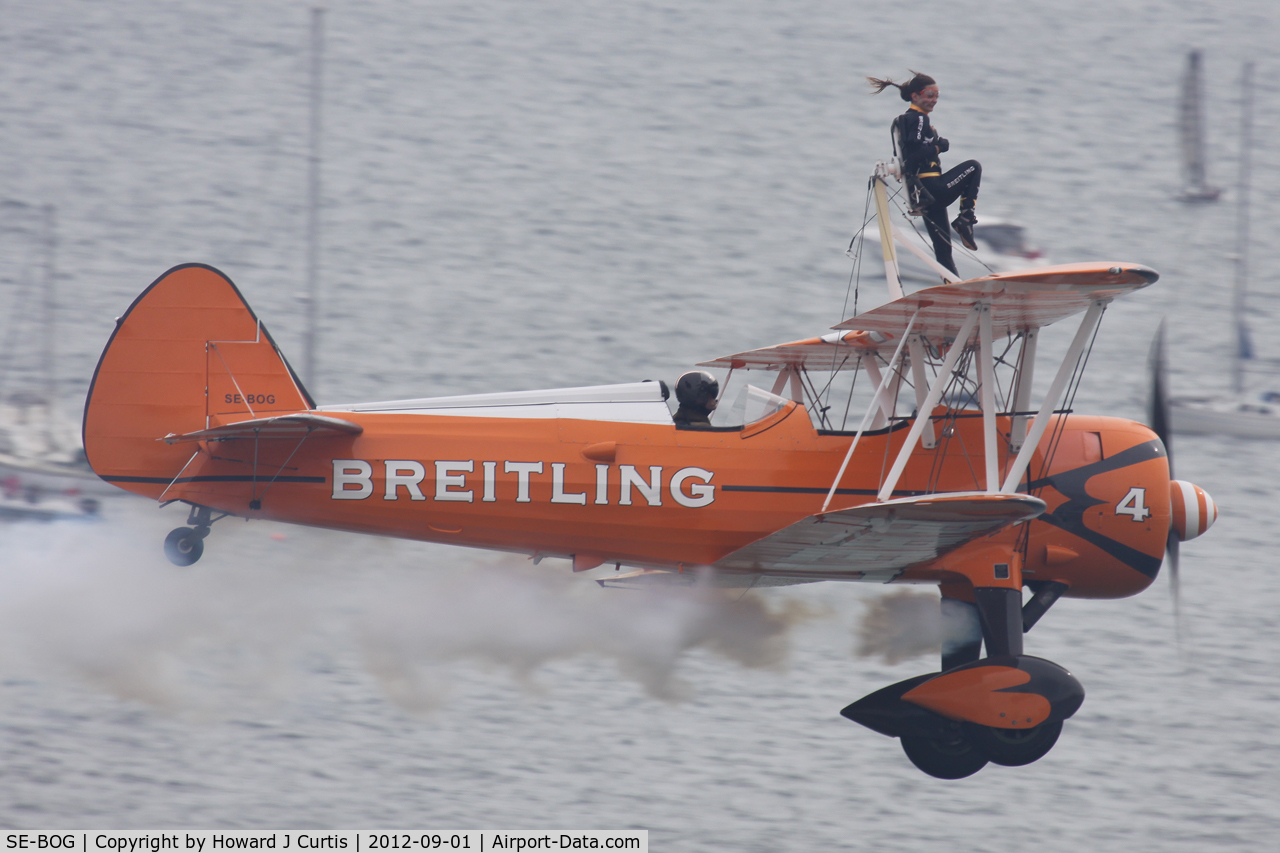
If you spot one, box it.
[83,263,313,499]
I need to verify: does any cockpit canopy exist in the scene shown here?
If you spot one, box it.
[713,384,790,427]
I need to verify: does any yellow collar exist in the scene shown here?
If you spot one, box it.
[909,104,928,114]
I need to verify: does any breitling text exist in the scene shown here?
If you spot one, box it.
[331,459,715,508]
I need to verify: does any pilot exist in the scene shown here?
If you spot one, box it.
[867,71,982,276]
[673,370,719,426]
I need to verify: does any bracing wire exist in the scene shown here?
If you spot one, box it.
[888,191,996,277]
[1032,306,1108,489]
[946,348,986,491]
[840,356,861,431]
[805,359,848,430]
[811,355,850,403]
[992,334,1019,412]
[842,183,877,320]
[826,180,878,432]
[923,347,961,493]
[876,362,910,494]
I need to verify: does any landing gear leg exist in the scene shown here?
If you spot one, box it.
[962,584,1064,766]
[940,593,982,672]
[847,556,1082,778]
[1022,580,1069,632]
[163,505,216,566]
[973,586,1023,657]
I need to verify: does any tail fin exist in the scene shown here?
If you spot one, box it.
[83,264,313,499]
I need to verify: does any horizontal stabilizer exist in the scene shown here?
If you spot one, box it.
[712,492,1046,580]
[162,413,362,444]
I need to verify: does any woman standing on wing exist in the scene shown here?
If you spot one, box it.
[868,71,982,276]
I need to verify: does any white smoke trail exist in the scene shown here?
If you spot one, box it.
[854,589,983,665]
[0,515,817,713]
[353,566,817,710]
[0,517,320,710]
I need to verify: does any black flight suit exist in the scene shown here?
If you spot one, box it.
[673,405,712,427]
[894,105,982,275]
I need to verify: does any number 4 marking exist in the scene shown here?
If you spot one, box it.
[1115,487,1151,522]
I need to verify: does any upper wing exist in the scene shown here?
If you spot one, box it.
[696,263,1156,374]
[711,493,1046,580]
[162,413,362,444]
[833,262,1158,337]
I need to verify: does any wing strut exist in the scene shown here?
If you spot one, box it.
[871,167,905,301]
[769,365,804,402]
[1000,300,1106,493]
[978,303,999,491]
[859,357,895,430]
[1009,328,1039,452]
[822,308,919,512]
[877,304,981,501]
[907,334,936,448]
[871,161,962,286]
[891,224,962,283]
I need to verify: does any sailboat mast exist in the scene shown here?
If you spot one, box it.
[1232,62,1253,396]
[303,7,324,393]
[41,203,57,443]
[1177,50,1219,202]
[1180,51,1206,191]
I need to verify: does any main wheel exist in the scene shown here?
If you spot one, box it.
[900,732,988,779]
[967,719,1063,767]
[164,527,204,566]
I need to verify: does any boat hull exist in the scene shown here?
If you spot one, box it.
[0,453,123,497]
[1169,397,1280,439]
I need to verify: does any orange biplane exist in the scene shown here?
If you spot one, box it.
[82,166,1216,779]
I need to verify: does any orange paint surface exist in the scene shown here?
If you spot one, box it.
[902,665,1052,728]
[83,265,1182,598]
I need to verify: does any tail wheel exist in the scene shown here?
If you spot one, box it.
[900,731,988,779]
[164,527,205,566]
[967,719,1063,766]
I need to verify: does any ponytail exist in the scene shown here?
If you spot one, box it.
[867,70,937,101]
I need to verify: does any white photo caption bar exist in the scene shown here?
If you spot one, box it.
[2,832,648,853]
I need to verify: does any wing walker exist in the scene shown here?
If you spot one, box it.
[82,161,1217,779]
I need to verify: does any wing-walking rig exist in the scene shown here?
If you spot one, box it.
[82,161,1217,779]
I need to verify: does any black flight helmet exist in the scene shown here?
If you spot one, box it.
[675,370,719,411]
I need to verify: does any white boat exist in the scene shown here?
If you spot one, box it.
[890,215,1052,285]
[1168,394,1280,439]
[0,483,101,521]
[1168,61,1279,438]
[1177,49,1222,203]
[0,395,116,496]
[0,204,118,495]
